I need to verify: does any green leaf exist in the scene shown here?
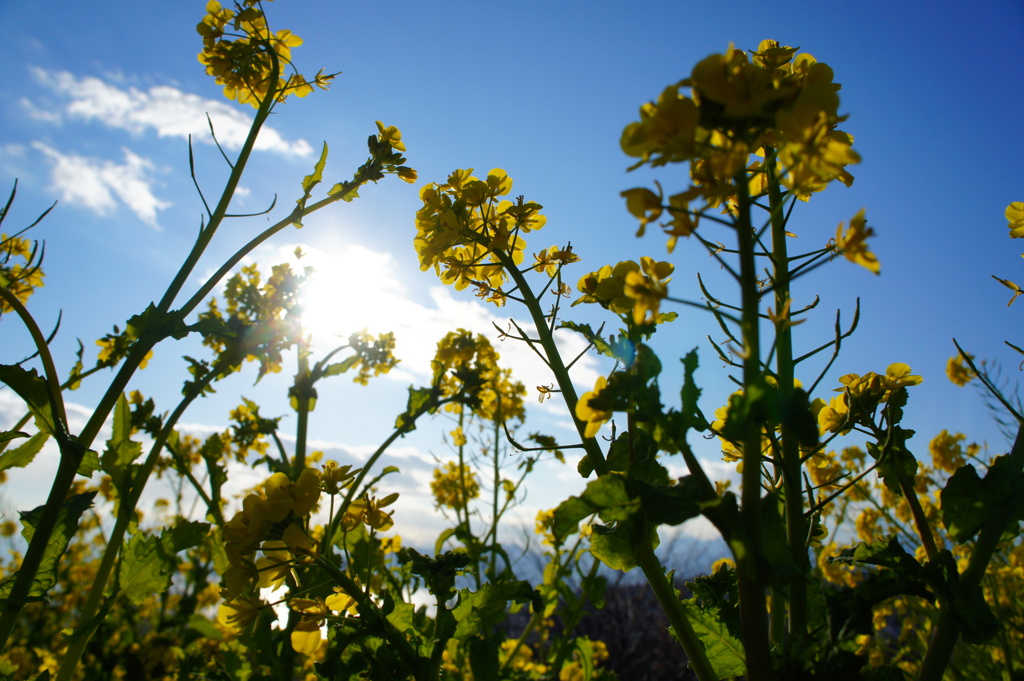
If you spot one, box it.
[552,475,639,542]
[76,449,100,478]
[0,364,58,435]
[126,303,187,341]
[452,581,536,639]
[101,394,143,491]
[294,142,329,227]
[395,386,437,432]
[589,518,655,571]
[679,348,704,429]
[573,637,596,681]
[941,456,1024,543]
[117,521,210,604]
[0,431,28,445]
[0,491,97,604]
[558,321,620,361]
[869,428,918,495]
[187,613,223,640]
[632,477,702,526]
[0,431,48,473]
[940,464,988,543]
[300,142,329,195]
[678,599,747,679]
[319,355,360,379]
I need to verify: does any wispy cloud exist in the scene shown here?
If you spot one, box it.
[28,68,313,158]
[32,142,171,229]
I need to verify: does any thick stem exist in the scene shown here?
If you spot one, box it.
[734,173,773,680]
[54,370,218,681]
[635,528,719,681]
[766,158,808,638]
[498,253,608,477]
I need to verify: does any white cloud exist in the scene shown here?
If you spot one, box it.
[29,68,312,157]
[32,142,171,229]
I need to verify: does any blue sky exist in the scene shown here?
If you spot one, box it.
[1,0,1022,546]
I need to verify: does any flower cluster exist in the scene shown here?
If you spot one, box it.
[415,169,546,306]
[197,0,333,107]
[620,40,860,248]
[574,257,675,326]
[346,329,400,385]
[816,363,922,435]
[199,263,306,378]
[430,461,481,512]
[432,330,526,423]
[996,202,1024,306]
[0,233,44,313]
[216,463,400,657]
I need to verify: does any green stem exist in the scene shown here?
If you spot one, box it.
[293,337,311,474]
[734,172,773,680]
[155,51,279,315]
[497,251,608,477]
[490,417,500,580]
[0,289,80,652]
[54,368,219,681]
[766,156,807,639]
[635,527,718,681]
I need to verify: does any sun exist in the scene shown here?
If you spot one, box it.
[294,243,407,348]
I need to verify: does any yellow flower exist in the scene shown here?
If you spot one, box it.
[946,353,975,386]
[883,362,922,390]
[217,595,262,633]
[834,208,879,274]
[325,587,359,615]
[929,430,968,474]
[375,121,406,152]
[1007,202,1024,239]
[346,493,399,531]
[621,185,664,237]
[817,394,850,435]
[430,461,480,512]
[321,461,359,495]
[288,598,328,655]
[576,376,611,439]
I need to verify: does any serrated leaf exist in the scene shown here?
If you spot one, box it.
[126,303,187,341]
[101,394,142,491]
[395,386,436,431]
[294,143,329,227]
[678,599,747,679]
[0,431,29,445]
[117,521,209,604]
[0,491,97,604]
[0,365,58,435]
[76,449,100,478]
[319,356,360,379]
[589,519,654,571]
[0,431,48,473]
[452,581,536,639]
[552,475,639,542]
[940,464,988,543]
[300,142,328,195]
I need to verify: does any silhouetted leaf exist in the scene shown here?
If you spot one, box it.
[0,491,97,604]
